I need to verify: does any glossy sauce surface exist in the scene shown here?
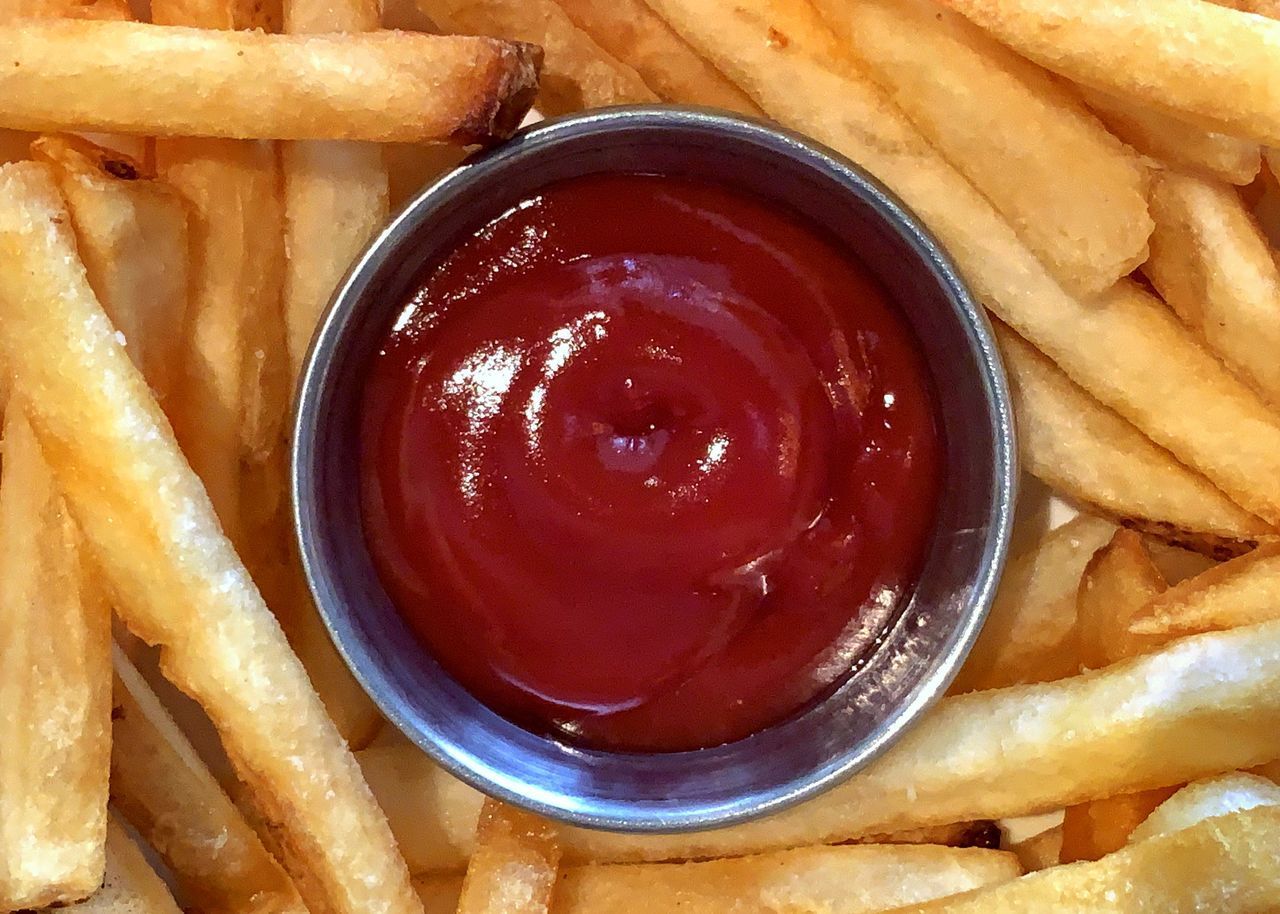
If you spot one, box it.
[360,173,942,752]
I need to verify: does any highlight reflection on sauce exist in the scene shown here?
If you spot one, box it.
[360,173,943,752]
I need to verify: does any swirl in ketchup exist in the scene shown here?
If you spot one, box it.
[360,172,942,752]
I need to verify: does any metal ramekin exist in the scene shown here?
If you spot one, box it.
[292,106,1016,832]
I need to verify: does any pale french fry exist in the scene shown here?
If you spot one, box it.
[282,0,389,383]
[383,143,468,210]
[417,845,1020,914]
[886,806,1280,913]
[994,324,1270,553]
[31,135,189,406]
[1129,542,1280,640]
[949,515,1117,694]
[813,0,1151,298]
[1077,86,1261,186]
[111,645,306,914]
[0,20,541,143]
[50,817,183,914]
[641,0,1280,527]
[1144,170,1280,410]
[1008,826,1061,873]
[550,0,761,114]
[935,0,1280,148]
[418,0,655,116]
[0,407,110,909]
[1128,772,1280,845]
[0,161,421,914]
[1074,529,1167,669]
[456,801,560,914]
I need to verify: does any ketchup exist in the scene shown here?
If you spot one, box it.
[360,173,942,752]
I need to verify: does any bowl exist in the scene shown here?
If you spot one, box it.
[292,106,1016,832]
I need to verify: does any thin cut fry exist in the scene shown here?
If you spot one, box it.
[994,324,1270,553]
[1074,528,1167,669]
[417,845,1021,914]
[0,20,541,144]
[813,0,1151,298]
[1129,542,1280,640]
[1077,86,1260,186]
[1128,772,1280,844]
[551,0,761,114]
[417,0,655,116]
[935,0,1280,147]
[31,135,189,406]
[0,161,421,914]
[949,514,1117,693]
[641,0,1280,527]
[1008,826,1061,872]
[111,645,306,914]
[47,817,183,914]
[456,802,560,914]
[885,806,1280,913]
[1144,169,1280,410]
[0,407,110,909]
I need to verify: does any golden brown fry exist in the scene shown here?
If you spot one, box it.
[813,0,1151,298]
[950,515,1116,693]
[1145,170,1280,409]
[419,0,655,116]
[1008,826,1061,873]
[1145,541,1218,586]
[0,407,110,909]
[50,817,183,914]
[0,129,33,163]
[456,801,560,914]
[1207,0,1280,18]
[0,20,541,144]
[31,135,189,406]
[551,0,760,114]
[642,0,1280,527]
[935,0,1280,147]
[0,161,421,914]
[994,324,1270,552]
[383,143,468,210]
[1077,86,1260,186]
[1074,529,1167,669]
[1128,772,1280,844]
[888,806,1280,913]
[1059,789,1176,863]
[111,645,306,914]
[417,845,1021,914]
[1129,542,1280,640]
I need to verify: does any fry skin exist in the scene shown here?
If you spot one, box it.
[0,161,421,914]
[49,817,183,914]
[1130,542,1280,640]
[456,802,560,914]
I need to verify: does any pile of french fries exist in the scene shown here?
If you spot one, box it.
[2,0,1280,910]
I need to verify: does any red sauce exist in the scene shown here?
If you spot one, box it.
[360,173,942,752]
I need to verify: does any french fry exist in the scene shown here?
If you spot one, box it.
[994,323,1270,553]
[1207,0,1280,19]
[1144,169,1280,410]
[417,0,655,116]
[1074,529,1167,670]
[1058,789,1176,864]
[0,20,541,143]
[1129,542,1280,640]
[1008,826,1061,873]
[1145,541,1218,585]
[0,407,110,909]
[641,0,1280,527]
[53,817,183,914]
[813,0,1151,298]
[31,135,188,406]
[383,143,468,210]
[456,801,560,914]
[935,0,1280,148]
[0,129,33,162]
[415,876,462,914]
[1077,86,1260,186]
[0,161,421,914]
[551,0,761,114]
[0,0,130,17]
[111,644,306,914]
[281,0,389,383]
[885,806,1280,913]
[949,515,1117,694]
[1127,772,1280,844]
[417,845,1021,914]
[1251,758,1280,784]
